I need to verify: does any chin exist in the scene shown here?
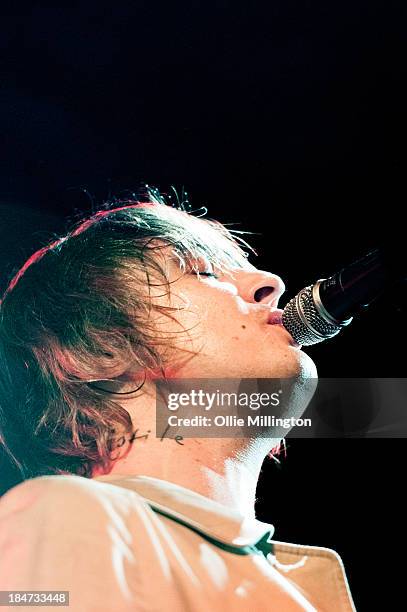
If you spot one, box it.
[295,348,318,380]
[287,350,318,415]
[267,346,318,381]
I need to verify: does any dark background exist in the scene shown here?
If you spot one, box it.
[1,2,406,609]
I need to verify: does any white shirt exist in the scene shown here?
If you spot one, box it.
[0,474,355,611]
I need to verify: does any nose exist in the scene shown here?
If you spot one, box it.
[234,269,286,306]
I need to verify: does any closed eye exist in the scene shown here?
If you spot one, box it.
[191,271,219,279]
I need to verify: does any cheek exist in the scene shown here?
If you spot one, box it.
[154,293,210,357]
[229,326,248,342]
[166,286,252,352]
[202,313,249,347]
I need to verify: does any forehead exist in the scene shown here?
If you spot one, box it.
[144,205,254,272]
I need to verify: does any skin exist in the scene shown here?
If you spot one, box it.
[93,250,317,518]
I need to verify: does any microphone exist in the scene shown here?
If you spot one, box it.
[282,248,405,346]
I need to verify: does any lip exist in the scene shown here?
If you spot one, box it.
[267,308,284,325]
[267,308,302,348]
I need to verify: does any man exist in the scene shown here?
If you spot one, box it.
[0,192,355,610]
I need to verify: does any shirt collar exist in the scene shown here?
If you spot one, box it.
[94,474,274,549]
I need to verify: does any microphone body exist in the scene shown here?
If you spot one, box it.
[282,248,405,346]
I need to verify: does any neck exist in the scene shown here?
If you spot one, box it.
[92,389,278,518]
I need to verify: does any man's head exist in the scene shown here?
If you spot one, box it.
[0,192,316,480]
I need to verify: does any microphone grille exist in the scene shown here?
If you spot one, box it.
[282,285,344,346]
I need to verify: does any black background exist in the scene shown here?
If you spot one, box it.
[1,2,406,609]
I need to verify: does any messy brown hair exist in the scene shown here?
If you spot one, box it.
[0,190,252,479]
